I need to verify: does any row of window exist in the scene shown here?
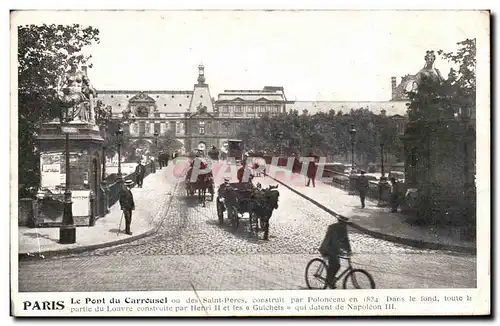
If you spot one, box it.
[129,121,182,136]
[217,105,282,114]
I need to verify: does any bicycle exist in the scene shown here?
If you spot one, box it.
[305,253,376,289]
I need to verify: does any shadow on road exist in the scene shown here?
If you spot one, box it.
[21,232,58,243]
[205,218,264,244]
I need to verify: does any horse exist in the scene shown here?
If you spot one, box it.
[185,167,214,207]
[195,172,215,207]
[249,184,280,240]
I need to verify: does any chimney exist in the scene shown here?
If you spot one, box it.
[391,77,397,100]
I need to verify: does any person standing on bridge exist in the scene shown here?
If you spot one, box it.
[356,170,370,208]
[306,154,318,187]
[135,160,146,188]
[208,145,219,161]
[119,179,135,235]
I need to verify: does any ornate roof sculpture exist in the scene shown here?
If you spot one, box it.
[129,91,156,103]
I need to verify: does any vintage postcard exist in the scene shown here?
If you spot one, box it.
[10,9,490,317]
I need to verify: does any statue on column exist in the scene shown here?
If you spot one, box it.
[57,64,98,125]
[415,50,444,85]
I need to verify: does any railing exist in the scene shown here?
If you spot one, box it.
[259,155,394,202]
[99,162,155,216]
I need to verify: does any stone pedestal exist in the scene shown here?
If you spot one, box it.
[377,177,391,207]
[34,121,104,227]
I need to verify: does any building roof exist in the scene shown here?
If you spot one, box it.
[285,100,409,116]
[217,93,286,102]
[96,90,194,115]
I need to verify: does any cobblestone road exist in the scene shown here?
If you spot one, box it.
[18,176,476,292]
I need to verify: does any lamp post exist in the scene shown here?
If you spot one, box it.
[349,125,357,170]
[378,141,390,207]
[348,125,357,195]
[153,131,159,173]
[279,131,284,157]
[101,125,107,181]
[116,125,124,180]
[59,119,76,244]
[380,142,385,177]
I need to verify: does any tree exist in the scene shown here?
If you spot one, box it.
[405,38,476,225]
[18,24,100,197]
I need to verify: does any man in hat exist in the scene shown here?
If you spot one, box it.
[390,176,400,213]
[135,160,146,188]
[306,154,318,187]
[356,170,370,208]
[319,219,352,288]
[208,145,220,161]
[119,180,135,235]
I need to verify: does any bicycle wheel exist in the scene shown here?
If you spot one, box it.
[305,258,328,289]
[342,269,376,289]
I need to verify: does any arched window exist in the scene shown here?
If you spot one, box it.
[136,106,149,117]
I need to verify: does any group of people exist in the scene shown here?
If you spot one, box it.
[355,170,402,212]
[157,151,171,169]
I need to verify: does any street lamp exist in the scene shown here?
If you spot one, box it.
[101,125,108,181]
[59,117,76,244]
[153,130,159,173]
[279,131,284,156]
[116,125,124,180]
[349,125,357,170]
[348,125,357,195]
[154,130,159,147]
[380,142,385,177]
[378,141,390,207]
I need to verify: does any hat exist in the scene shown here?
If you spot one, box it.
[124,180,134,187]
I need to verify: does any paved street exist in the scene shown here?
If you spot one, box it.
[18,175,476,292]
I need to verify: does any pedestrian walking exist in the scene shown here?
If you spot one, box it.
[208,145,220,161]
[158,152,163,169]
[164,151,170,167]
[119,179,135,235]
[390,176,400,213]
[306,154,317,187]
[150,157,156,173]
[357,170,369,208]
[135,160,146,188]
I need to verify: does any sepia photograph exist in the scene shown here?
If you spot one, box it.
[10,8,490,316]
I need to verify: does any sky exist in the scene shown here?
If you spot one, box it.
[11,10,488,101]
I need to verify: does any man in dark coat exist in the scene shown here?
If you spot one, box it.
[356,170,370,208]
[319,219,352,288]
[390,176,400,213]
[119,180,135,235]
[306,155,317,187]
[208,145,220,161]
[164,151,169,167]
[135,160,146,188]
[158,152,164,169]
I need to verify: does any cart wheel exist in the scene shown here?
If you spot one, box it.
[217,199,224,225]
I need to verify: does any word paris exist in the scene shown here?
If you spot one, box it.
[172,156,327,183]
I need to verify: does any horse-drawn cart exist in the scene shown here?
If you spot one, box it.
[216,181,280,240]
[185,159,215,207]
[216,181,259,231]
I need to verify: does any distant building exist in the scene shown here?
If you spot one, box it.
[96,65,288,153]
[214,87,287,118]
[96,65,413,152]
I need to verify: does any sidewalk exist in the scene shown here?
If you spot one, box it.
[265,165,476,254]
[18,167,179,258]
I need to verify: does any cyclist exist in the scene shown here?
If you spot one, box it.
[318,218,352,289]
